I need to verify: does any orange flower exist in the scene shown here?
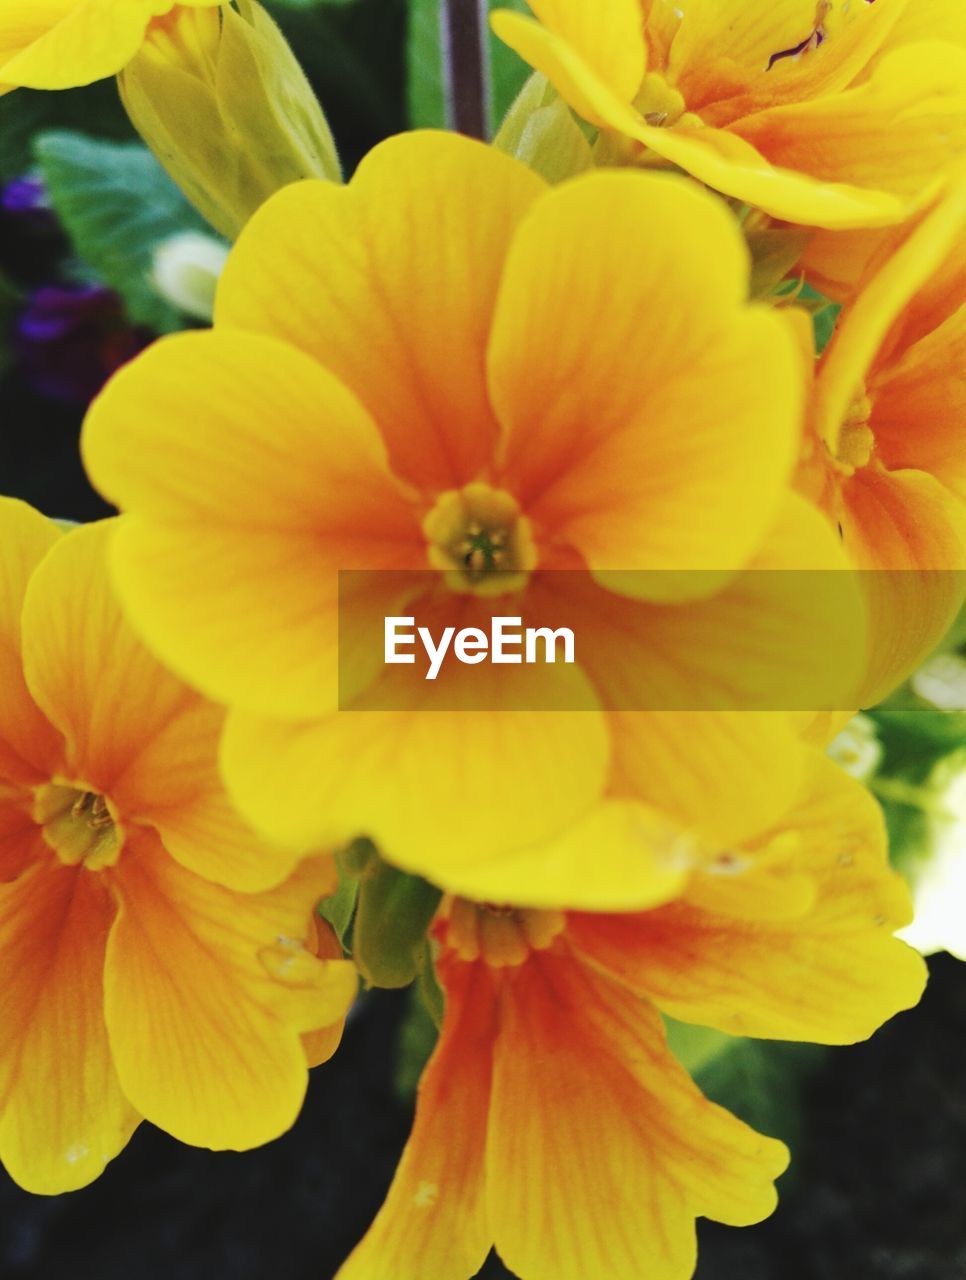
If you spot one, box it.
[0,498,356,1193]
[336,754,924,1280]
[795,179,966,694]
[493,0,966,228]
[81,130,842,906]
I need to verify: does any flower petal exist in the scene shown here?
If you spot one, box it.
[83,331,418,719]
[489,170,800,591]
[0,0,160,89]
[335,958,495,1280]
[216,133,546,493]
[0,862,138,1193]
[221,699,610,881]
[487,948,788,1280]
[105,835,353,1149]
[0,497,63,785]
[569,755,927,1043]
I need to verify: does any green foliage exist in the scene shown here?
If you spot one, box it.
[395,980,442,1100]
[351,855,443,989]
[33,131,209,333]
[407,0,531,133]
[318,861,360,945]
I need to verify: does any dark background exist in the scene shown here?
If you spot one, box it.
[2,3,965,1275]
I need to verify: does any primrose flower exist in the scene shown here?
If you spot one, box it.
[337,755,925,1280]
[81,130,842,905]
[796,177,966,695]
[0,498,356,1194]
[492,0,966,229]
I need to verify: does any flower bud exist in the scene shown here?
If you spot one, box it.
[152,230,229,321]
[118,0,341,241]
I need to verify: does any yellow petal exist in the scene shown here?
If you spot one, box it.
[0,497,63,785]
[506,0,646,103]
[0,0,162,89]
[489,169,800,590]
[436,799,691,913]
[0,862,138,1193]
[105,834,352,1149]
[216,133,546,493]
[221,699,610,881]
[569,755,927,1044]
[83,331,418,720]
[487,948,788,1280]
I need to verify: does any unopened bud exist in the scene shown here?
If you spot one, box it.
[119,0,341,240]
[152,230,229,321]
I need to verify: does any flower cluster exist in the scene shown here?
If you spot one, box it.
[1,2,965,1279]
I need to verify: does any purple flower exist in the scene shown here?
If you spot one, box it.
[1,174,57,232]
[14,283,152,405]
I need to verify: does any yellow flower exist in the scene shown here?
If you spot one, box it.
[82,130,833,904]
[492,0,966,228]
[0,0,222,92]
[0,498,357,1194]
[336,755,925,1280]
[796,178,966,696]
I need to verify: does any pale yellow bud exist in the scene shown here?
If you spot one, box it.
[119,0,341,241]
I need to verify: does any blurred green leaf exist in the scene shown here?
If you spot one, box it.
[34,130,208,332]
[407,0,531,133]
[318,861,359,945]
[395,980,441,1100]
[0,83,132,184]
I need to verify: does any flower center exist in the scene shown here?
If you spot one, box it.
[829,393,875,475]
[442,897,566,968]
[33,783,123,871]
[633,72,702,130]
[423,482,537,595]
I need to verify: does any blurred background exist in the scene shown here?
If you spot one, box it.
[1,2,964,1276]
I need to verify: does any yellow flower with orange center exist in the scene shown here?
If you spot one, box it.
[0,0,223,91]
[79,130,860,906]
[336,754,924,1280]
[492,0,966,228]
[795,178,966,696]
[0,498,357,1194]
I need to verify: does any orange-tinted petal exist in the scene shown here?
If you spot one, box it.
[569,756,926,1044]
[216,133,546,494]
[335,958,496,1280]
[83,332,418,719]
[0,497,63,785]
[489,170,800,590]
[0,861,138,1193]
[105,834,355,1149]
[487,948,788,1280]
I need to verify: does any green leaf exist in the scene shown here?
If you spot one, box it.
[352,855,443,989]
[407,0,531,133]
[34,130,210,332]
[395,980,441,1100]
[317,861,359,945]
